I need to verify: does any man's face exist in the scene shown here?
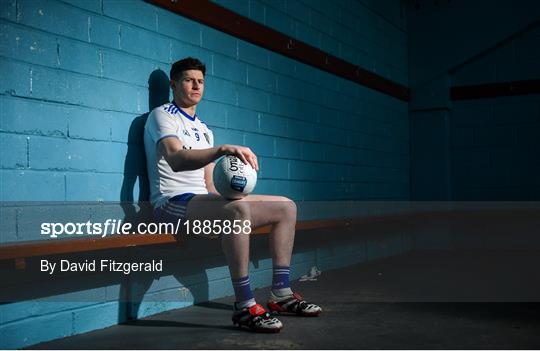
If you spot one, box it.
[172,69,204,107]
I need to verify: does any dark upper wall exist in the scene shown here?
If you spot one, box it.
[407,0,540,200]
[408,0,539,89]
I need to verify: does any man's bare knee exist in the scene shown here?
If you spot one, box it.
[277,197,297,220]
[224,200,252,221]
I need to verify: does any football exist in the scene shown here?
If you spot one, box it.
[213,155,257,199]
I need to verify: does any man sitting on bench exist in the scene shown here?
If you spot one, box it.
[143,57,322,333]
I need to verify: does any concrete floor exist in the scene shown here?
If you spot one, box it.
[31,250,540,349]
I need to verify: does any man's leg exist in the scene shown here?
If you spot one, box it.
[238,196,297,297]
[186,194,320,327]
[243,195,297,267]
[186,194,296,280]
[226,195,320,316]
[186,194,252,277]
[186,194,293,331]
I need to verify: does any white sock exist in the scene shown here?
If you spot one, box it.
[235,297,256,310]
[271,288,293,299]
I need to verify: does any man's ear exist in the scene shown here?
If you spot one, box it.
[169,79,176,91]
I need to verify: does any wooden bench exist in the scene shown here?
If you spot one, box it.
[1,207,538,269]
[0,218,359,269]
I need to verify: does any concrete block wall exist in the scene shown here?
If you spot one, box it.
[0,0,158,202]
[407,0,540,200]
[450,25,540,200]
[451,24,540,86]
[1,0,409,203]
[212,0,408,85]
[0,0,409,348]
[208,0,410,200]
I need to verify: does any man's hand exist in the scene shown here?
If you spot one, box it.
[219,144,259,171]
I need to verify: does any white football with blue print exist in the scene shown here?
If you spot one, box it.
[213,155,257,200]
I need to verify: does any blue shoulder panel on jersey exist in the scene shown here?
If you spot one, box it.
[164,103,180,115]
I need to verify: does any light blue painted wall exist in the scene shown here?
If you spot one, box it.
[1,0,409,204]
[0,0,410,348]
[212,0,408,86]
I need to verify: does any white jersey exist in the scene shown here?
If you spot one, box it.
[144,102,214,208]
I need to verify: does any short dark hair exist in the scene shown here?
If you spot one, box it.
[170,57,206,81]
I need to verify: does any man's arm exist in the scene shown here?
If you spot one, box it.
[158,137,221,172]
[158,137,259,172]
[204,162,218,193]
